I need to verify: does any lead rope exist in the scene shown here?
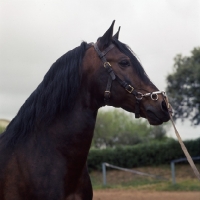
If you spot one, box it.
[163,94,200,181]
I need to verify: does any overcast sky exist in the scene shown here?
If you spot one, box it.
[0,0,200,140]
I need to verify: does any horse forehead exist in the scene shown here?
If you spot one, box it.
[106,47,129,60]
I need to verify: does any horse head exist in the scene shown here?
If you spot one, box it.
[82,20,170,125]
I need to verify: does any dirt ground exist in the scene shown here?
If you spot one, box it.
[93,190,200,200]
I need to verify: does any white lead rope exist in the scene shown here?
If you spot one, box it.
[163,95,200,181]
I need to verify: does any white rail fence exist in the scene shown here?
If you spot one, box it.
[102,162,166,186]
[170,156,200,184]
[101,157,200,186]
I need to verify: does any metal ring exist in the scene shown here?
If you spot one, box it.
[135,92,143,100]
[150,93,158,101]
[161,91,166,96]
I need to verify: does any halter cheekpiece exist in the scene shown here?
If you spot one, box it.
[92,42,166,118]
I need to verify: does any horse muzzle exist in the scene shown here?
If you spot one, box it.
[145,100,170,125]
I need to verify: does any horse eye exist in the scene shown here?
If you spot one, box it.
[119,60,130,67]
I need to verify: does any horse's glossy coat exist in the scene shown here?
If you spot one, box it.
[0,21,169,200]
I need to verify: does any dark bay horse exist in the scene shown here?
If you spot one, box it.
[0,21,169,200]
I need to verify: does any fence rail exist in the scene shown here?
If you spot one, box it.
[102,162,166,186]
[170,156,200,184]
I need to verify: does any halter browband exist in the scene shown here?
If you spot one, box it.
[93,42,165,118]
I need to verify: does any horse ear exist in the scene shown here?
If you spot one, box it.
[99,20,115,48]
[113,26,121,40]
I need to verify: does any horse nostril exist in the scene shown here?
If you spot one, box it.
[161,100,168,113]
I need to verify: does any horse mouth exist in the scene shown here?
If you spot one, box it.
[146,110,164,125]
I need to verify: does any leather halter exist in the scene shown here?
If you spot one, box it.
[93,42,141,118]
[92,42,168,118]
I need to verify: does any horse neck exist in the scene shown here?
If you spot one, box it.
[47,97,98,154]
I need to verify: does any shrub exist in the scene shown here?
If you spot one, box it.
[87,138,200,171]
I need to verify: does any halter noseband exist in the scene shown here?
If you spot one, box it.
[93,42,166,118]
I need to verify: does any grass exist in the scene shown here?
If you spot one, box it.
[158,179,200,191]
[90,164,200,191]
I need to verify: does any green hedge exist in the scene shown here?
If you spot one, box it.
[87,138,200,170]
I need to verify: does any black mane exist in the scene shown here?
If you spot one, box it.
[112,38,150,84]
[2,42,88,146]
[2,39,150,147]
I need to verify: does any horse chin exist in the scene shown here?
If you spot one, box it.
[145,110,164,125]
[147,118,163,125]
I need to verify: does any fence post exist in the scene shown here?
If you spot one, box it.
[102,162,106,186]
[171,161,176,184]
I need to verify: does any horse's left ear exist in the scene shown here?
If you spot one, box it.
[99,20,115,49]
[113,26,121,40]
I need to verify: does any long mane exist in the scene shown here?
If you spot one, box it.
[2,42,88,146]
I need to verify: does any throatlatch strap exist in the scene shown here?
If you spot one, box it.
[135,99,140,118]
[104,76,112,104]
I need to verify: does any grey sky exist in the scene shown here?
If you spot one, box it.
[0,0,200,140]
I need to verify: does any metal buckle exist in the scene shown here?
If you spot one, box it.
[104,91,111,97]
[126,85,134,93]
[104,62,111,68]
